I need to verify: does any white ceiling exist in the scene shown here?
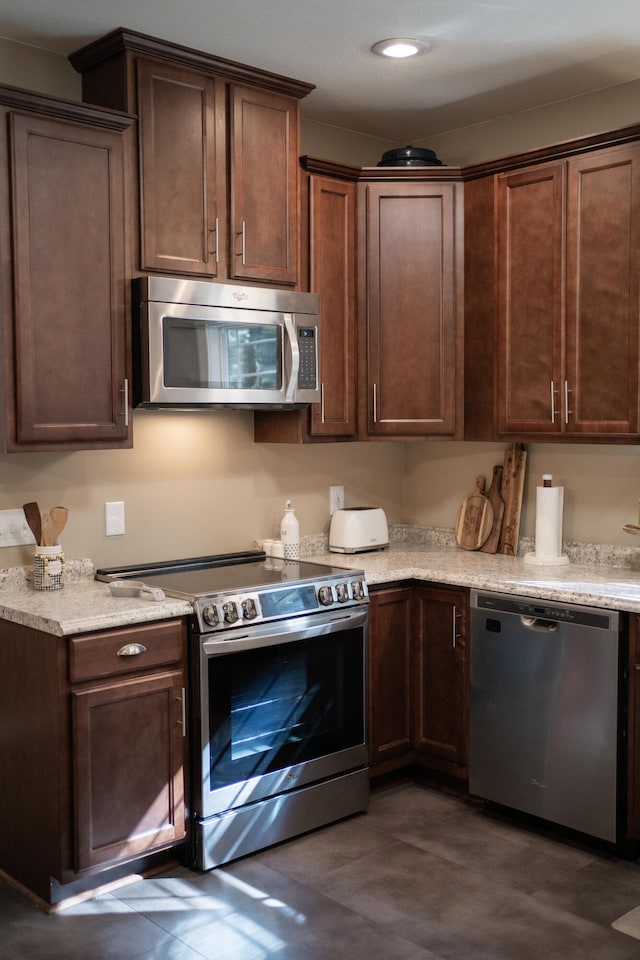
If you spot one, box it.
[2,0,640,144]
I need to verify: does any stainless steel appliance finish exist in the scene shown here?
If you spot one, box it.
[470,590,621,843]
[133,276,320,409]
[96,552,369,870]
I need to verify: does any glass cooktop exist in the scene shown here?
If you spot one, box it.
[96,551,358,600]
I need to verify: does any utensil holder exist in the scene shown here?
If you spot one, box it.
[32,544,65,591]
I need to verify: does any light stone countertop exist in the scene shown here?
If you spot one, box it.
[314,544,640,613]
[3,534,640,637]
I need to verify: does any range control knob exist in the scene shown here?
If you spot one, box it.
[351,580,366,601]
[201,602,220,627]
[242,598,258,620]
[222,600,240,624]
[318,585,335,606]
[335,582,349,603]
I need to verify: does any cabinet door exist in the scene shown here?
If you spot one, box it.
[413,585,468,773]
[229,84,298,285]
[368,587,414,770]
[9,112,130,449]
[72,669,186,871]
[565,145,640,436]
[362,182,462,437]
[137,58,226,277]
[308,175,357,437]
[496,163,564,436]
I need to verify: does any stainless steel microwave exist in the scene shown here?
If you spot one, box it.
[133,276,320,409]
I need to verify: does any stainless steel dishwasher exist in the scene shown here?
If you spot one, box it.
[469,589,622,843]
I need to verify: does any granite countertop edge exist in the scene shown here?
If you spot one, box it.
[3,529,640,636]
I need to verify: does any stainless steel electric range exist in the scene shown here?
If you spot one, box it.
[96,551,370,869]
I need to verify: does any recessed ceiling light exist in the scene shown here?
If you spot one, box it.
[371,38,429,59]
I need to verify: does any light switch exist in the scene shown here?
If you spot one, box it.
[105,501,125,536]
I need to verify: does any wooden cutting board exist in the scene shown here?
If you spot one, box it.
[455,476,494,550]
[498,443,527,556]
[479,464,505,554]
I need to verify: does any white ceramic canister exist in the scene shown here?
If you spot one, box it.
[32,544,65,591]
[280,499,300,560]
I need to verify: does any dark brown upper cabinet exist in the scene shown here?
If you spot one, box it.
[0,86,133,451]
[70,28,314,287]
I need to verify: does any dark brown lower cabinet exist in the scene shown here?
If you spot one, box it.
[368,583,469,781]
[0,617,187,905]
[368,586,414,773]
[73,669,186,871]
[413,585,469,778]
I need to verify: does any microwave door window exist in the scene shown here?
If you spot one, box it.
[163,318,212,388]
[221,324,282,390]
[162,316,282,391]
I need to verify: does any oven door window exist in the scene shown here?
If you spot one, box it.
[206,628,364,789]
[162,315,282,391]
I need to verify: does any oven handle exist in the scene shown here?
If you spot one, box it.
[201,607,368,655]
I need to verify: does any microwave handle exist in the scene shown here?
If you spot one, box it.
[283,313,299,403]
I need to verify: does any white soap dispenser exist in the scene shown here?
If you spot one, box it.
[280,499,300,560]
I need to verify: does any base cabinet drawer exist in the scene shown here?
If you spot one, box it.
[70,620,185,682]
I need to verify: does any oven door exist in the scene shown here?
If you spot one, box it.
[195,607,368,819]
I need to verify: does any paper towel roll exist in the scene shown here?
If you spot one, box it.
[535,485,564,557]
[524,483,569,565]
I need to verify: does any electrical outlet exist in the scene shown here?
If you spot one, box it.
[0,509,36,547]
[105,501,125,536]
[329,485,345,515]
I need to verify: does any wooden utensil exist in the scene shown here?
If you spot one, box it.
[455,476,494,550]
[22,502,41,547]
[479,465,505,554]
[40,512,56,547]
[498,442,527,556]
[49,505,68,543]
[623,523,640,535]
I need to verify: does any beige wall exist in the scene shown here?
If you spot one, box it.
[403,442,640,548]
[2,37,640,570]
[1,412,405,568]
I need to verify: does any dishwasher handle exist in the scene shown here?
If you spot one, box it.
[521,615,559,632]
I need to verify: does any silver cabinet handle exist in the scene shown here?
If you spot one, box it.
[372,383,378,423]
[121,379,129,428]
[564,381,573,423]
[209,218,219,262]
[176,687,186,737]
[236,221,246,263]
[550,380,558,423]
[320,383,325,424]
[116,642,147,657]
[452,606,458,648]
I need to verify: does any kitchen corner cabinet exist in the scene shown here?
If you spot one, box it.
[71,29,313,286]
[0,617,187,904]
[368,586,414,773]
[368,582,469,782]
[0,87,133,451]
[413,585,468,777]
[358,177,464,439]
[497,144,640,439]
[254,164,358,443]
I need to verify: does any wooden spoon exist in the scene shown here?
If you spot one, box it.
[40,512,56,547]
[623,523,640,535]
[22,502,42,546]
[49,506,68,543]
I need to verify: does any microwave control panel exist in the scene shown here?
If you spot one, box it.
[297,327,317,389]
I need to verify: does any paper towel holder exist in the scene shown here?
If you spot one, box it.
[523,474,570,566]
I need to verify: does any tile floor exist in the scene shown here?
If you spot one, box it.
[3,782,640,959]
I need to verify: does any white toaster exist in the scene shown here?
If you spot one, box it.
[329,507,389,554]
